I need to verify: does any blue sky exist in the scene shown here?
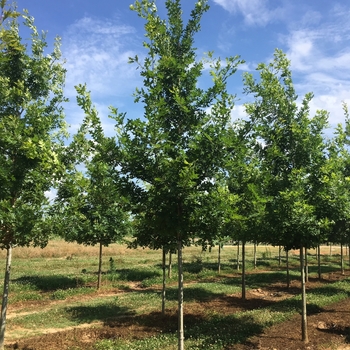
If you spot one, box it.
[14,0,350,136]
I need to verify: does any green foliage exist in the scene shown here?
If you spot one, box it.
[0,1,67,250]
[244,49,328,250]
[222,121,267,246]
[118,0,243,249]
[319,103,350,245]
[53,85,130,247]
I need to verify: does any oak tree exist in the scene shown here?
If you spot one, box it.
[117,1,242,348]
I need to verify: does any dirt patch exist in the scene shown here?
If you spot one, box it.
[233,297,350,350]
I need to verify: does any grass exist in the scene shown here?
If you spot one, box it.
[1,240,350,349]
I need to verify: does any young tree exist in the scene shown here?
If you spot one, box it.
[0,2,67,348]
[53,85,130,289]
[225,123,266,299]
[320,104,350,274]
[117,1,242,348]
[244,49,328,343]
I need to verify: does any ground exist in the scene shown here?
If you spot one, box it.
[5,274,350,350]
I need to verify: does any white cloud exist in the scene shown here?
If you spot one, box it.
[63,17,140,99]
[285,31,314,71]
[279,5,350,128]
[61,16,145,134]
[212,0,286,26]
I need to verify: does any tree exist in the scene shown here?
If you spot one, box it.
[244,49,328,342]
[53,85,130,289]
[225,122,266,299]
[117,1,242,348]
[0,2,67,348]
[320,103,350,275]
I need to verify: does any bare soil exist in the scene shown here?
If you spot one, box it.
[4,273,350,350]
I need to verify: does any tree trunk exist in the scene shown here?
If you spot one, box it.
[286,249,290,289]
[349,242,350,272]
[300,246,308,343]
[237,241,240,271]
[162,248,166,315]
[218,243,221,274]
[177,239,184,350]
[317,245,321,281]
[305,248,308,283]
[253,241,257,269]
[97,242,103,290]
[242,241,246,300]
[168,252,172,279]
[278,245,281,266]
[330,243,332,256]
[341,243,344,275]
[0,245,12,350]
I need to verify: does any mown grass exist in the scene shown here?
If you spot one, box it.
[1,240,349,349]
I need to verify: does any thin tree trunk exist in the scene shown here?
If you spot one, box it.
[286,249,290,289]
[97,242,103,290]
[253,241,257,269]
[349,242,350,272]
[278,245,281,266]
[330,243,332,256]
[237,241,240,271]
[177,239,184,350]
[0,245,12,350]
[218,243,221,274]
[162,248,166,315]
[341,243,344,275]
[305,248,308,283]
[300,246,308,343]
[317,245,321,281]
[242,241,246,300]
[168,252,172,279]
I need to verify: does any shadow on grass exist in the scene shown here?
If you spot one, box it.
[104,310,265,348]
[165,285,278,312]
[115,268,161,282]
[186,313,264,348]
[271,296,325,315]
[182,262,217,274]
[309,284,350,299]
[308,265,342,274]
[182,261,244,275]
[166,285,224,302]
[222,271,299,289]
[66,304,134,323]
[13,275,84,291]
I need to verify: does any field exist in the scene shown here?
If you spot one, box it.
[1,240,350,349]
